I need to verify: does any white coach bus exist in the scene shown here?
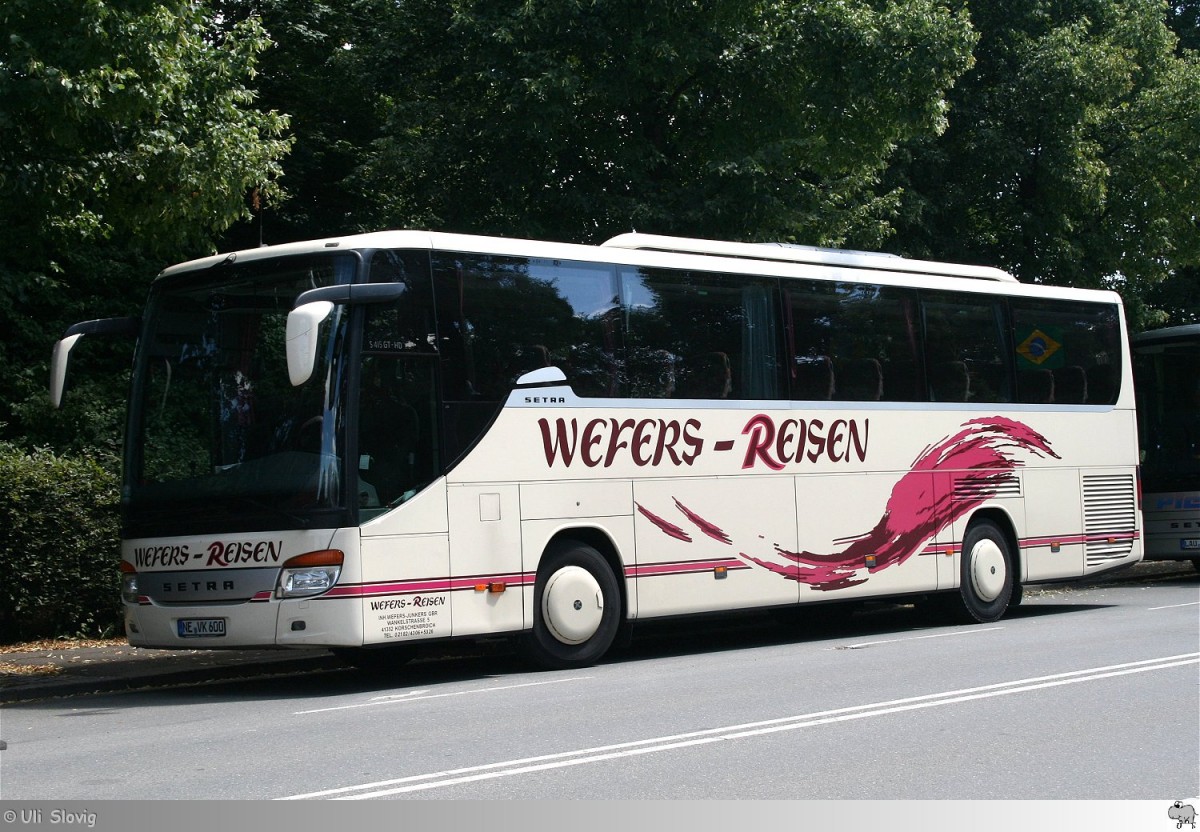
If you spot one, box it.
[1132,324,1200,569]
[51,231,1142,668]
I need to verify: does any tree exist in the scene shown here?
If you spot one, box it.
[882,0,1200,327]
[211,0,386,249]
[1170,0,1200,51]
[345,0,978,246]
[0,0,291,446]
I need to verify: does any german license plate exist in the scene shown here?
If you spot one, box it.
[1181,539,1200,550]
[178,618,226,638]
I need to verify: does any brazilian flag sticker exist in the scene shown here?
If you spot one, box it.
[1016,327,1064,368]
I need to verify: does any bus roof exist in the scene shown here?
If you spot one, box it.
[1131,324,1200,347]
[160,230,1067,298]
[601,233,1019,283]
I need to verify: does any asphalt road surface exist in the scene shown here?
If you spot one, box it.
[1,562,1196,800]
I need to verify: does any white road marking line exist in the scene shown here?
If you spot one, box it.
[1148,600,1200,610]
[368,690,430,701]
[839,626,1004,649]
[293,676,590,715]
[279,653,1198,800]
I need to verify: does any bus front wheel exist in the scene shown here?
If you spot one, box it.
[954,519,1014,623]
[523,541,620,670]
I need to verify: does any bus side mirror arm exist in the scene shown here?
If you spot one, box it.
[49,317,140,408]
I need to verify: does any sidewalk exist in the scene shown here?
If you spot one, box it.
[0,641,343,703]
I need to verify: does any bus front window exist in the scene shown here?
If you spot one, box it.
[124,256,355,536]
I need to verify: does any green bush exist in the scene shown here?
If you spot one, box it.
[0,443,122,642]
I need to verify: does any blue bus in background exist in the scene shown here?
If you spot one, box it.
[1133,324,1200,569]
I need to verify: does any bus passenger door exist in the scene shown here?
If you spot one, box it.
[446,484,525,637]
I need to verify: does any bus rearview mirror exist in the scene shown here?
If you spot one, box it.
[48,316,139,407]
[49,334,84,408]
[286,301,335,386]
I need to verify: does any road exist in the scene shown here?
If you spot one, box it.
[1,564,1196,800]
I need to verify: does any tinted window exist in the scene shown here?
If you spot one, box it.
[430,253,620,460]
[1010,298,1121,405]
[787,281,922,402]
[620,268,783,400]
[360,251,441,512]
[1134,335,1200,491]
[922,292,1012,403]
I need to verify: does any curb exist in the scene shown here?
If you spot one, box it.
[1,649,344,704]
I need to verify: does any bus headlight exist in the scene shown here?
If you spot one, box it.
[276,549,344,599]
[120,561,139,605]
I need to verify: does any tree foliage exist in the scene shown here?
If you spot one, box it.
[349,0,977,246]
[0,0,290,445]
[882,0,1200,328]
[211,0,383,248]
[0,0,289,258]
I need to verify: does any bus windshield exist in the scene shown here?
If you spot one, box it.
[123,254,357,537]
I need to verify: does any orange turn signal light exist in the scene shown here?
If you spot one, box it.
[280,549,344,569]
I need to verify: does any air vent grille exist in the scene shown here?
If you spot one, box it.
[954,474,1022,501]
[1083,474,1137,566]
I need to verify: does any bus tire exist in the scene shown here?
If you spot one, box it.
[954,518,1014,623]
[523,541,621,670]
[1008,573,1024,607]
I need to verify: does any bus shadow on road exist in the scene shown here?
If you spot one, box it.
[611,597,1111,665]
[149,598,1122,702]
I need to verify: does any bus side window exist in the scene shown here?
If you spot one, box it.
[1086,364,1116,405]
[929,360,971,402]
[1010,298,1122,405]
[1022,368,1056,403]
[921,292,1011,403]
[358,358,423,506]
[1052,365,1088,404]
[619,267,783,402]
[787,281,920,402]
[431,253,623,462]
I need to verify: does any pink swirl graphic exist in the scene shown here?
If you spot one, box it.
[636,417,1058,591]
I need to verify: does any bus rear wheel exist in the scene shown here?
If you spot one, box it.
[523,541,620,670]
[953,518,1014,623]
